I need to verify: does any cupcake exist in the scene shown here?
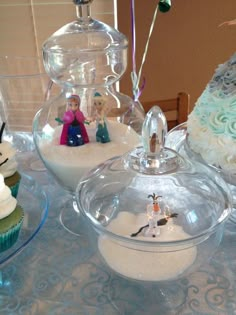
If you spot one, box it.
[0,122,21,197]
[0,173,24,252]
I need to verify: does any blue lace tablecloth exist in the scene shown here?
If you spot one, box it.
[1,150,236,315]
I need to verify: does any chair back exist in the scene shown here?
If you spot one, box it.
[142,92,190,130]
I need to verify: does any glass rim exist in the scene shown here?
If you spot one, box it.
[0,55,46,77]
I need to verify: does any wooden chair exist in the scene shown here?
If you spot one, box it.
[141,92,190,130]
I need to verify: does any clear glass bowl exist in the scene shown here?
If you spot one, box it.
[166,122,236,186]
[0,174,48,267]
[184,135,236,186]
[166,123,236,223]
[33,93,142,192]
[0,56,58,134]
[76,108,232,282]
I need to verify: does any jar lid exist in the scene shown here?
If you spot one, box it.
[42,0,128,87]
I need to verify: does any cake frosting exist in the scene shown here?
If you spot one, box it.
[187,53,236,173]
[0,173,17,219]
[98,211,197,281]
[0,141,18,178]
[39,120,141,191]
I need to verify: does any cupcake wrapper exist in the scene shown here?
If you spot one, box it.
[0,219,23,252]
[9,181,20,198]
[5,172,21,198]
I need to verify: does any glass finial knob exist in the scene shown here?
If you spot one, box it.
[141,106,167,155]
[125,106,180,174]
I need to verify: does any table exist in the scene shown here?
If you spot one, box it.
[1,149,236,315]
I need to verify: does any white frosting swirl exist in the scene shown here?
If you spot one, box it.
[208,111,228,134]
[0,142,17,177]
[187,113,236,173]
[187,54,236,174]
[0,173,17,219]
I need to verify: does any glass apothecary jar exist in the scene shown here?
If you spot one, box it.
[76,107,232,282]
[33,0,144,234]
[33,0,144,192]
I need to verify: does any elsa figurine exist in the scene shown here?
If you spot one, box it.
[93,92,110,143]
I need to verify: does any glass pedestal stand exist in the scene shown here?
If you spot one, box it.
[107,280,188,314]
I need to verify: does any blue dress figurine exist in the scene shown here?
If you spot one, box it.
[93,92,110,143]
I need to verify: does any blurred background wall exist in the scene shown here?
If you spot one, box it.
[0,0,235,113]
[0,0,115,130]
[0,0,115,57]
[117,0,236,110]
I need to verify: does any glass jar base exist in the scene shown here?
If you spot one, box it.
[59,197,81,236]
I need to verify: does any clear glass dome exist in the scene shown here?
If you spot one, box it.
[42,0,128,87]
[76,107,232,282]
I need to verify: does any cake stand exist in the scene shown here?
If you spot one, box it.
[166,122,236,223]
[0,173,48,270]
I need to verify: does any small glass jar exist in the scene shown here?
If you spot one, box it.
[76,106,232,282]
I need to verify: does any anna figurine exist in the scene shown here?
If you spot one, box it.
[60,95,89,146]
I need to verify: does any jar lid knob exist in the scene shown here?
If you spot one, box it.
[142,106,167,156]
[125,106,181,175]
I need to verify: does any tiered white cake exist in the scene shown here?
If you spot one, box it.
[187,53,236,174]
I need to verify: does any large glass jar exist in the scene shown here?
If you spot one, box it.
[33,0,144,193]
